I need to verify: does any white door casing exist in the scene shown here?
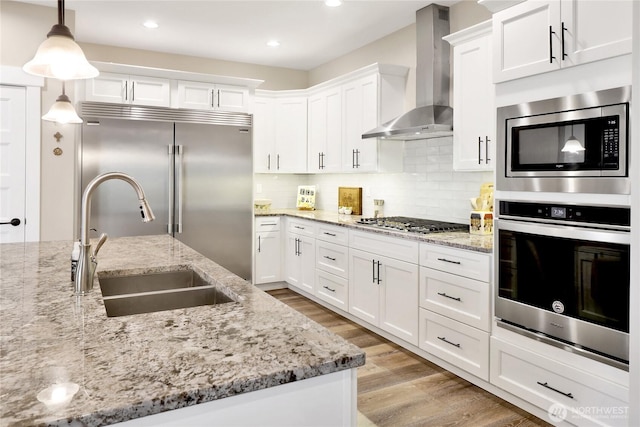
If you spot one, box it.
[0,85,26,243]
[0,66,43,243]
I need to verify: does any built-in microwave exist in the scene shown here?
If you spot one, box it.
[497,86,630,195]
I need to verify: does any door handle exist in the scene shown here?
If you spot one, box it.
[478,136,483,164]
[176,144,184,233]
[376,260,381,284]
[561,22,568,60]
[168,144,175,234]
[485,136,491,164]
[372,259,377,283]
[0,218,20,226]
[258,235,262,253]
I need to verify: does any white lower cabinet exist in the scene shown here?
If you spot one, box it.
[419,310,489,381]
[285,219,316,293]
[254,217,281,285]
[316,269,348,311]
[418,243,491,380]
[349,240,419,346]
[491,337,629,427]
[315,224,349,310]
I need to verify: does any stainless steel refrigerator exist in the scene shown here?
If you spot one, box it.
[79,103,253,281]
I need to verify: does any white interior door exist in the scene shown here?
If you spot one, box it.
[0,85,26,244]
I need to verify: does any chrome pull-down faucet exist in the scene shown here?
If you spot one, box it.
[75,172,155,295]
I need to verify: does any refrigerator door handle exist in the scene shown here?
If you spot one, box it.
[176,144,184,233]
[168,144,175,234]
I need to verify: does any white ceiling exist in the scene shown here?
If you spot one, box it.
[18,0,459,71]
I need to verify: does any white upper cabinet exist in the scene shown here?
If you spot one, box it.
[445,20,494,171]
[253,93,308,173]
[177,81,249,112]
[307,87,342,173]
[86,72,171,107]
[493,0,632,83]
[341,68,406,173]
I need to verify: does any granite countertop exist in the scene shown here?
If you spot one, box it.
[0,235,365,427]
[258,209,493,253]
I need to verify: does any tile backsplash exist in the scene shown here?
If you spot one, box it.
[254,137,493,224]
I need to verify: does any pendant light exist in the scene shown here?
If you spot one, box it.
[42,82,83,124]
[561,124,585,153]
[23,0,98,80]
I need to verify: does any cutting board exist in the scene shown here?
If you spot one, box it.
[338,187,362,215]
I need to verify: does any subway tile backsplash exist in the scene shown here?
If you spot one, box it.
[254,137,493,224]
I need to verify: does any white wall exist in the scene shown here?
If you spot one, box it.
[255,136,492,223]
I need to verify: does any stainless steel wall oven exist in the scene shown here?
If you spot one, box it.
[495,201,630,369]
[497,86,630,195]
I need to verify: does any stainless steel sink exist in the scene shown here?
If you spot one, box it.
[98,268,235,317]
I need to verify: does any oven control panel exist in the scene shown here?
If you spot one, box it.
[499,201,630,227]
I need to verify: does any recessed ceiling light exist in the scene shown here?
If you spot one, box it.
[143,20,159,29]
[325,0,342,7]
[267,40,280,47]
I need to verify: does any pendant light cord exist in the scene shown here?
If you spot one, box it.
[58,0,65,26]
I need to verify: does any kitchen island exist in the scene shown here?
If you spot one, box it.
[0,235,364,426]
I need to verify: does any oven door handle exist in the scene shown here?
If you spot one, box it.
[496,218,630,245]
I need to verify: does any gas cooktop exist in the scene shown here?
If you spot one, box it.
[356,216,468,234]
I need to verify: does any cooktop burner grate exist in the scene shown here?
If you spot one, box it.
[356,216,468,234]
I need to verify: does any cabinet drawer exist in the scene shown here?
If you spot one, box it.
[490,337,629,426]
[316,270,348,311]
[287,218,316,237]
[255,216,280,231]
[350,230,419,264]
[419,267,490,332]
[419,243,490,282]
[316,223,348,245]
[419,309,489,381]
[316,241,348,279]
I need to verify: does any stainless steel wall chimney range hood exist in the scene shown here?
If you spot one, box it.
[362,4,452,141]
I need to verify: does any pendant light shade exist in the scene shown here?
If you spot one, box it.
[42,83,83,124]
[561,125,585,153]
[23,1,98,80]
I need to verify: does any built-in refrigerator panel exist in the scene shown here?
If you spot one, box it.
[80,118,173,237]
[174,122,252,280]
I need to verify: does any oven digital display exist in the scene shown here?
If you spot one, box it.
[550,207,566,219]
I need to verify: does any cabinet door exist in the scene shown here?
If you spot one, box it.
[177,81,214,109]
[130,76,171,107]
[493,0,561,83]
[561,0,632,67]
[285,233,314,293]
[85,72,128,103]
[255,231,281,284]
[452,33,495,171]
[379,256,419,345]
[308,88,342,173]
[275,97,307,173]
[342,75,379,172]
[253,96,276,173]
[348,248,379,325]
[215,85,249,112]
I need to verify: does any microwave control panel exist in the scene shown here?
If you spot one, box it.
[602,116,620,167]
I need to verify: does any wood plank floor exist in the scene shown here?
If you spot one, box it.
[267,288,552,427]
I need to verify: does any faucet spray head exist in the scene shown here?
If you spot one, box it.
[139,199,155,222]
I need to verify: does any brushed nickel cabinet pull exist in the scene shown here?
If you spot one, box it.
[437,257,461,265]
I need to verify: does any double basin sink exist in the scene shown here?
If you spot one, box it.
[97,266,236,317]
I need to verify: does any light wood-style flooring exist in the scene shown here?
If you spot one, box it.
[268,288,552,427]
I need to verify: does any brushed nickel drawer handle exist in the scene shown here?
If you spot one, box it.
[324,256,336,261]
[537,381,574,399]
[437,292,461,302]
[324,232,336,236]
[437,336,461,348]
[323,285,336,293]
